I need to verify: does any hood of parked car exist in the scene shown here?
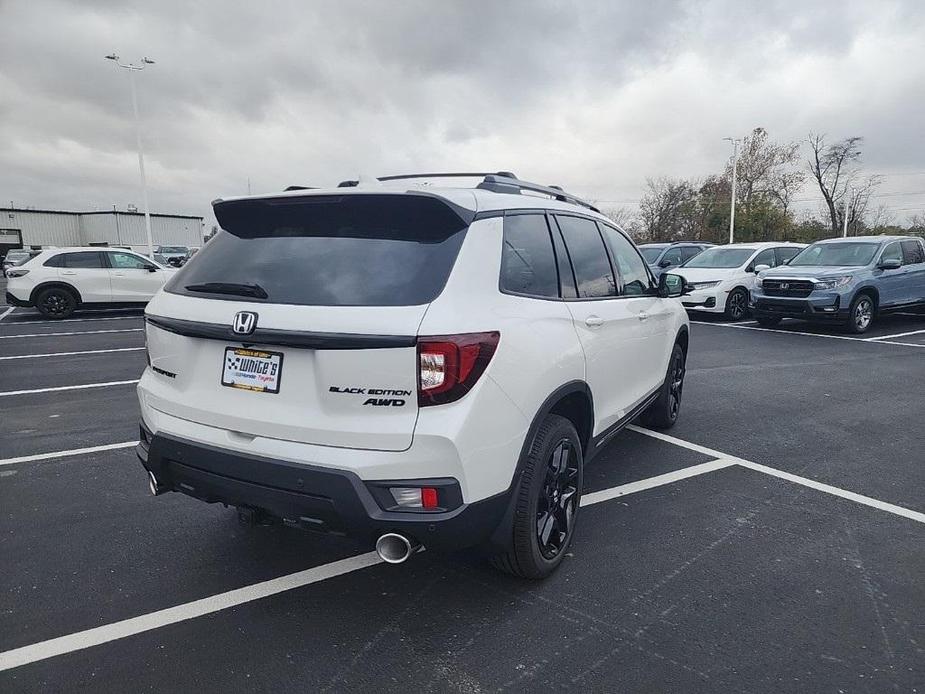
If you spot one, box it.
[673,267,741,282]
[760,265,860,279]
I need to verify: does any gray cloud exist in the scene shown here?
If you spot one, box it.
[1,0,923,225]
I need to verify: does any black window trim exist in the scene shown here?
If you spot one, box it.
[497,211,564,301]
[493,207,659,303]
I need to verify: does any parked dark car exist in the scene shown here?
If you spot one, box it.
[639,242,714,278]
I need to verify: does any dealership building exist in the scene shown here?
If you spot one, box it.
[0,207,205,257]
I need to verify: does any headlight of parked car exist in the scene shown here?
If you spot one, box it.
[691,281,720,289]
[814,276,853,291]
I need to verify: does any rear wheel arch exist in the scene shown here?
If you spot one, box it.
[30,282,82,305]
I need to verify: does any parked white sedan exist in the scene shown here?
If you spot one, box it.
[5,247,176,318]
[675,242,806,320]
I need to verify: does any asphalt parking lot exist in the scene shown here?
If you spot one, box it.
[1,287,923,692]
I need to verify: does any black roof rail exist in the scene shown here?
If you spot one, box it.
[377,171,517,182]
[323,171,600,213]
[477,174,600,213]
[284,185,317,191]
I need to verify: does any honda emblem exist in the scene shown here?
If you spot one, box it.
[232,311,258,335]
[780,283,790,290]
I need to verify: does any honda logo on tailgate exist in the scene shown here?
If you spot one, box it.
[232,311,258,335]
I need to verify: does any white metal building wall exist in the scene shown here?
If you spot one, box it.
[0,209,203,250]
[1,210,80,247]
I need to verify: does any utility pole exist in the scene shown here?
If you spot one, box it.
[842,187,851,237]
[105,53,156,258]
[724,137,739,244]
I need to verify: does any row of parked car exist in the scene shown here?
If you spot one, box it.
[641,236,925,333]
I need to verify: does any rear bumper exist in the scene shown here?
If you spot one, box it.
[136,424,511,551]
[5,291,32,308]
[750,291,847,320]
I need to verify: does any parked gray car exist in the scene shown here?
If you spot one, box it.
[751,235,925,333]
[639,242,714,278]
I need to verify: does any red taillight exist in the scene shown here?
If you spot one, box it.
[417,331,500,406]
[421,487,439,509]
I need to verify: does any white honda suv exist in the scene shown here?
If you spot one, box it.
[136,173,691,578]
[5,247,174,318]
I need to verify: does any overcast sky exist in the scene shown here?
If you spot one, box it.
[2,0,924,226]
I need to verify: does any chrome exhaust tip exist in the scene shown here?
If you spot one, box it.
[375,533,421,564]
[147,470,162,496]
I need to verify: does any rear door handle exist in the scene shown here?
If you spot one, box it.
[638,311,649,321]
[61,271,76,276]
[112,272,125,276]
[585,316,604,327]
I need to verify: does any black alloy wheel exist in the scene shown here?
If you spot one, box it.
[490,414,583,579]
[641,342,687,429]
[36,287,76,319]
[536,439,580,560]
[725,288,748,321]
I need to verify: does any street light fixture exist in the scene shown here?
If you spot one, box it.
[105,52,156,258]
[723,137,740,245]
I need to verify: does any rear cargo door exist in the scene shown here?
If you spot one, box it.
[144,193,471,452]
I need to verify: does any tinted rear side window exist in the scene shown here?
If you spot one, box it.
[901,239,925,264]
[59,252,105,268]
[166,195,469,306]
[500,214,559,298]
[554,215,616,298]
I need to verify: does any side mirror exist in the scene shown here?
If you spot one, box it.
[658,272,690,298]
[658,258,672,268]
[753,264,771,273]
[144,264,158,272]
[877,258,902,270]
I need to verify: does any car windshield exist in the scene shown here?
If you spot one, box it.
[788,242,879,267]
[158,247,188,254]
[639,247,664,263]
[682,247,755,268]
[5,251,31,264]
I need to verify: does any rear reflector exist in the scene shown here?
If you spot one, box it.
[417,331,500,406]
[389,486,440,510]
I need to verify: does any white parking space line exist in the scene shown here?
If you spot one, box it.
[628,425,925,525]
[0,456,744,670]
[0,379,139,397]
[692,321,925,348]
[0,347,146,361]
[0,328,143,340]
[864,328,925,341]
[735,459,925,525]
[0,315,141,326]
[0,552,384,672]
[580,458,736,507]
[0,307,14,322]
[0,442,137,468]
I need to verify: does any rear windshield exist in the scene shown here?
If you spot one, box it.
[682,247,754,268]
[166,194,469,306]
[788,242,879,267]
[639,247,664,263]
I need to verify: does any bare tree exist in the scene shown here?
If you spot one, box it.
[600,206,638,231]
[638,177,697,242]
[845,176,882,235]
[807,133,866,234]
[729,128,804,214]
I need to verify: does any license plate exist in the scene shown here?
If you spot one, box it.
[221,347,283,393]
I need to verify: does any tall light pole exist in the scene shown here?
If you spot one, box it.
[723,137,740,244]
[105,53,156,258]
[842,187,851,237]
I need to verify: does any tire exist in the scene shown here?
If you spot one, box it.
[845,293,875,334]
[756,315,782,327]
[724,288,749,321]
[641,342,686,429]
[35,286,78,319]
[490,414,583,579]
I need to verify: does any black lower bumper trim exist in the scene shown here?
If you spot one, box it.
[4,292,32,308]
[138,428,510,551]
